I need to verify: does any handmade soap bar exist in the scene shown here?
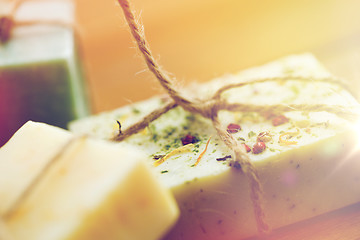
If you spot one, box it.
[0,121,179,240]
[0,0,89,146]
[0,121,73,216]
[70,54,360,239]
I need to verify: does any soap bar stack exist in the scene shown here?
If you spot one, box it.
[0,0,89,146]
[70,54,360,239]
[0,121,179,240]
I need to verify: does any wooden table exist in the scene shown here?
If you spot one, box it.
[247,202,360,240]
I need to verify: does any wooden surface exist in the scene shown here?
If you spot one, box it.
[247,202,360,240]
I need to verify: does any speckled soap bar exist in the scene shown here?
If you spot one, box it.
[69,54,360,240]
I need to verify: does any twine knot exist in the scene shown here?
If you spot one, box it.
[0,0,75,45]
[0,16,14,43]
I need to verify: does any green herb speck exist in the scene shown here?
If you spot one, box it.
[186,115,195,121]
[132,108,141,114]
[151,133,159,143]
[248,131,256,138]
[164,127,177,138]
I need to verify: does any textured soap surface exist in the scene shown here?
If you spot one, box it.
[0,121,73,216]
[69,54,360,239]
[0,121,179,240]
[0,0,89,146]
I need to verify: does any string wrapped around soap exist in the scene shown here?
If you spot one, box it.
[0,0,21,43]
[114,0,359,236]
[0,0,74,44]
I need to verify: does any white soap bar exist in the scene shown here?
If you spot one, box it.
[0,121,179,240]
[69,54,360,239]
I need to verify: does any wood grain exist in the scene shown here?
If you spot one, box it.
[247,202,360,240]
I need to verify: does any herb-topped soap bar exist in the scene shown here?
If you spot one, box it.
[70,54,360,239]
[0,0,89,146]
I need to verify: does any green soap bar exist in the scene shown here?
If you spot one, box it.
[0,24,90,146]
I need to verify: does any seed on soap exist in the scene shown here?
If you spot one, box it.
[257,131,272,142]
[272,115,289,126]
[153,155,164,160]
[227,123,241,133]
[242,143,251,152]
[216,155,232,161]
[181,134,199,145]
[252,142,266,154]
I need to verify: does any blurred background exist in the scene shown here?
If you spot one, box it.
[75,0,360,113]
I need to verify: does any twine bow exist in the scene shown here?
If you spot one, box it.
[114,0,358,235]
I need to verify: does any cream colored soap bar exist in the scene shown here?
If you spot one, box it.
[0,121,179,240]
[0,121,73,216]
[69,54,360,239]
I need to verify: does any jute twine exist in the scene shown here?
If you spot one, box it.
[0,0,22,43]
[115,0,359,235]
[0,0,73,44]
